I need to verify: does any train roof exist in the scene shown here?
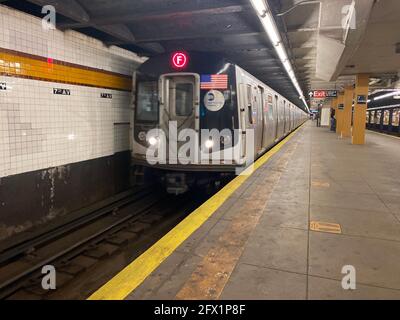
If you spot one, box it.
[137,51,235,79]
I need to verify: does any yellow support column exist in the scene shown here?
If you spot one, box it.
[332,97,338,111]
[336,92,344,135]
[352,74,370,145]
[342,86,354,138]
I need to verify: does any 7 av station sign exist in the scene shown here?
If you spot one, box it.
[309,90,338,99]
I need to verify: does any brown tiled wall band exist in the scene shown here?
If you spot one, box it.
[0,47,132,91]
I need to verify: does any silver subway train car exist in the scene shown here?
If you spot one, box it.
[132,52,308,193]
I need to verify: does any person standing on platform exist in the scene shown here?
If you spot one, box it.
[316,107,321,127]
[330,108,336,131]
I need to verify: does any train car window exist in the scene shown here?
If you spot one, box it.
[376,110,382,124]
[136,81,158,122]
[384,110,390,125]
[175,83,193,116]
[246,85,254,125]
[393,109,400,127]
[372,111,377,124]
[248,105,254,125]
[246,85,252,105]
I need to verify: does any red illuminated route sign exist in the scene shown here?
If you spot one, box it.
[309,90,338,99]
[172,52,188,69]
[314,90,326,98]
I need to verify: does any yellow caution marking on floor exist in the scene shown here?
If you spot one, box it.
[311,181,331,188]
[310,221,342,234]
[88,124,306,300]
[176,143,296,300]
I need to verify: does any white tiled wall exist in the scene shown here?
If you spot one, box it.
[0,5,145,178]
[0,5,143,74]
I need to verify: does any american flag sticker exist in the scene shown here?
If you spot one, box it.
[200,74,228,90]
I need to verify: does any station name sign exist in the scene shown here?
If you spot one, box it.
[101,93,113,99]
[309,90,338,99]
[53,88,71,95]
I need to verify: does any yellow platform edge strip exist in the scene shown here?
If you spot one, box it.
[88,123,305,300]
[367,130,400,140]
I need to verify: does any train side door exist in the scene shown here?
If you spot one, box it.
[274,95,279,141]
[264,93,275,148]
[261,88,269,149]
[255,86,264,154]
[282,101,286,134]
[241,84,262,158]
[291,105,294,130]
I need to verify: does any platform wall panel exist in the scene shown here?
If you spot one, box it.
[0,5,144,239]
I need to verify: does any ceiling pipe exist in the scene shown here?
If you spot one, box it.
[276,0,321,17]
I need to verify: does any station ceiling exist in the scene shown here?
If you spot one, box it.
[2,0,400,111]
[273,0,400,108]
[2,0,307,109]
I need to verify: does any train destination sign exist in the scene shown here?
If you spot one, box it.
[171,51,189,69]
[309,90,338,99]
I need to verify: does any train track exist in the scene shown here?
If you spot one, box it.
[0,186,209,300]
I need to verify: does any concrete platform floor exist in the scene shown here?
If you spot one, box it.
[127,122,400,300]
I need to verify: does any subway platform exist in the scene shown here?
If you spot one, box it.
[90,122,400,300]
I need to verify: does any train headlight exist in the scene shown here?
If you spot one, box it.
[148,136,158,146]
[138,131,147,141]
[204,139,214,149]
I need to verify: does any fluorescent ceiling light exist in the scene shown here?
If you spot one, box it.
[282,59,292,73]
[249,0,281,45]
[249,0,267,15]
[374,91,400,101]
[260,15,281,46]
[249,0,309,111]
[276,43,288,63]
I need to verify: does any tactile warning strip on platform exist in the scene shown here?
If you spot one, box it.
[310,221,342,234]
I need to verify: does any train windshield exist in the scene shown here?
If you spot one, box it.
[174,83,194,116]
[136,81,158,122]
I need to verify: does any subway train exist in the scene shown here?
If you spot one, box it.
[131,52,308,194]
[366,105,400,136]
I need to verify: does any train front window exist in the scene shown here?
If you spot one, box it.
[136,81,158,122]
[174,83,193,116]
